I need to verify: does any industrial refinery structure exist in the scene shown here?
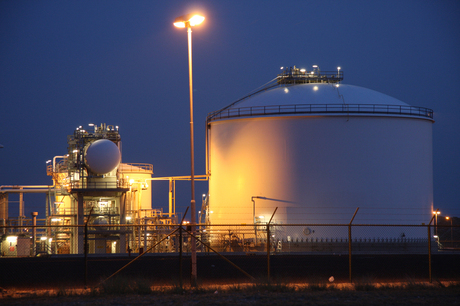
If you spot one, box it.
[1,123,178,256]
[1,66,435,256]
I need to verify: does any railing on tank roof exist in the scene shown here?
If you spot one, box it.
[119,163,153,173]
[277,68,344,85]
[207,103,434,123]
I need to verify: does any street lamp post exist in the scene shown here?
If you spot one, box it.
[174,13,205,287]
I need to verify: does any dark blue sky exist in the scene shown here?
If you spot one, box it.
[1,1,459,219]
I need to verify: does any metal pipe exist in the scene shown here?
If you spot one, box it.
[53,156,66,173]
[0,185,52,189]
[251,196,264,245]
[0,189,52,193]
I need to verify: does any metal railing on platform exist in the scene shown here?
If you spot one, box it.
[207,103,434,123]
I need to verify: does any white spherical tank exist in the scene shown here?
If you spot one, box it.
[207,77,434,239]
[85,139,121,175]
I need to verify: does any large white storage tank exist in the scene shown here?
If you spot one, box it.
[206,67,434,239]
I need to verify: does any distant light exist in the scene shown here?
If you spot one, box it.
[88,123,94,127]
[7,236,17,242]
[51,218,62,222]
[284,88,289,93]
[433,211,440,215]
[280,66,284,70]
[126,216,132,220]
[41,237,47,241]
[300,68,306,73]
[313,86,318,91]
[259,216,265,219]
[335,84,340,88]
[129,179,134,185]
[446,216,450,220]
[433,235,438,238]
[73,150,78,153]
[312,65,318,68]
[337,67,341,70]
[46,160,51,163]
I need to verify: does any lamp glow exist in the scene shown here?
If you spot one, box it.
[174,14,205,28]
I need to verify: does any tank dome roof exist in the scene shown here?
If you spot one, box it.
[208,82,433,123]
[235,83,408,108]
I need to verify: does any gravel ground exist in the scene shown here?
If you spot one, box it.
[2,284,460,306]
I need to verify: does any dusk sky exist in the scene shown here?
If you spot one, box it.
[1,1,459,220]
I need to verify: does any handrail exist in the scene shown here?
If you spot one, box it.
[70,181,129,189]
[207,103,434,123]
[119,163,154,173]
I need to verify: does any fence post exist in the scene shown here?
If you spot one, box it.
[179,207,188,289]
[348,225,352,283]
[84,208,93,289]
[267,207,278,281]
[427,211,436,283]
[179,224,183,289]
[31,212,38,256]
[428,209,439,283]
[428,224,432,283]
[348,207,359,283]
[267,224,270,280]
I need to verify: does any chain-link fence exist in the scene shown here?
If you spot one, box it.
[1,223,459,289]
